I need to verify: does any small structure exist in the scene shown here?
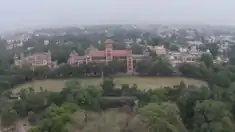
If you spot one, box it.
[100,96,138,112]
[155,45,166,56]
[67,51,85,66]
[8,94,21,100]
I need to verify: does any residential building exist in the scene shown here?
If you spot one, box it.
[187,41,203,46]
[6,41,23,50]
[168,46,210,67]
[155,45,166,55]
[179,47,188,52]
[14,51,57,69]
[67,51,85,66]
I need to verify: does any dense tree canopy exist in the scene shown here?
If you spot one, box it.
[139,102,187,132]
[2,32,235,132]
[193,100,234,132]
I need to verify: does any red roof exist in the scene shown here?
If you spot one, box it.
[88,50,131,57]
[112,50,131,56]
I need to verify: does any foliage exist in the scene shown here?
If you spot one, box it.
[1,106,18,127]
[132,44,144,54]
[64,80,103,110]
[177,87,210,129]
[2,32,235,132]
[29,103,77,132]
[102,78,115,96]
[193,100,235,132]
[169,45,179,52]
[206,43,219,58]
[139,102,187,132]
[28,111,37,125]
[136,57,173,76]
[200,54,214,68]
[212,70,231,88]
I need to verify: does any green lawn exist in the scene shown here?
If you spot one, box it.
[12,76,207,93]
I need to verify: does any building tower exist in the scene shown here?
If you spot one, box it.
[126,49,133,73]
[105,39,113,64]
[47,51,52,68]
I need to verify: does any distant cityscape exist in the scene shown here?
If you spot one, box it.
[0,24,234,72]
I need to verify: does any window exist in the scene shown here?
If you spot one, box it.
[107,53,111,56]
[43,60,47,65]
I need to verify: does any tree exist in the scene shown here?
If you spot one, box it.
[177,87,210,129]
[13,100,28,117]
[229,45,235,64]
[64,80,102,110]
[206,43,219,58]
[179,81,186,89]
[1,107,18,127]
[200,54,214,68]
[30,104,74,132]
[151,38,162,46]
[74,85,102,110]
[193,100,234,132]
[169,45,179,52]
[213,70,231,88]
[132,44,144,54]
[150,37,170,49]
[102,78,115,95]
[154,58,173,76]
[18,88,48,113]
[33,66,50,79]
[28,111,37,125]
[136,60,151,75]
[139,102,187,132]
[178,63,203,79]
[104,59,126,75]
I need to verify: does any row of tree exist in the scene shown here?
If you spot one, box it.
[3,76,235,132]
[0,53,234,95]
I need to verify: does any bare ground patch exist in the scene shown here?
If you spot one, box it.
[12,77,207,93]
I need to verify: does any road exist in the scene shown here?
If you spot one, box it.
[16,121,26,132]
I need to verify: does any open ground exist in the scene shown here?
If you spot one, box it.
[12,76,207,93]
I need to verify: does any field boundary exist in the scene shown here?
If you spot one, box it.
[12,77,207,93]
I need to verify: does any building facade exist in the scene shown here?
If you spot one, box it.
[67,39,134,73]
[155,45,166,56]
[14,51,56,69]
[168,46,210,67]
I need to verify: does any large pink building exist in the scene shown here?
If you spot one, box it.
[67,39,134,73]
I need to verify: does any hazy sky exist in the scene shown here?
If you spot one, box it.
[0,0,234,31]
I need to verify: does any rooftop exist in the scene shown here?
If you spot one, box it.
[88,49,131,57]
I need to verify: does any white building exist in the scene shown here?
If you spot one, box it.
[44,40,50,45]
[168,46,210,67]
[155,45,167,56]
[179,47,188,53]
[187,41,203,46]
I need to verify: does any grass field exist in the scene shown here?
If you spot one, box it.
[12,76,207,93]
